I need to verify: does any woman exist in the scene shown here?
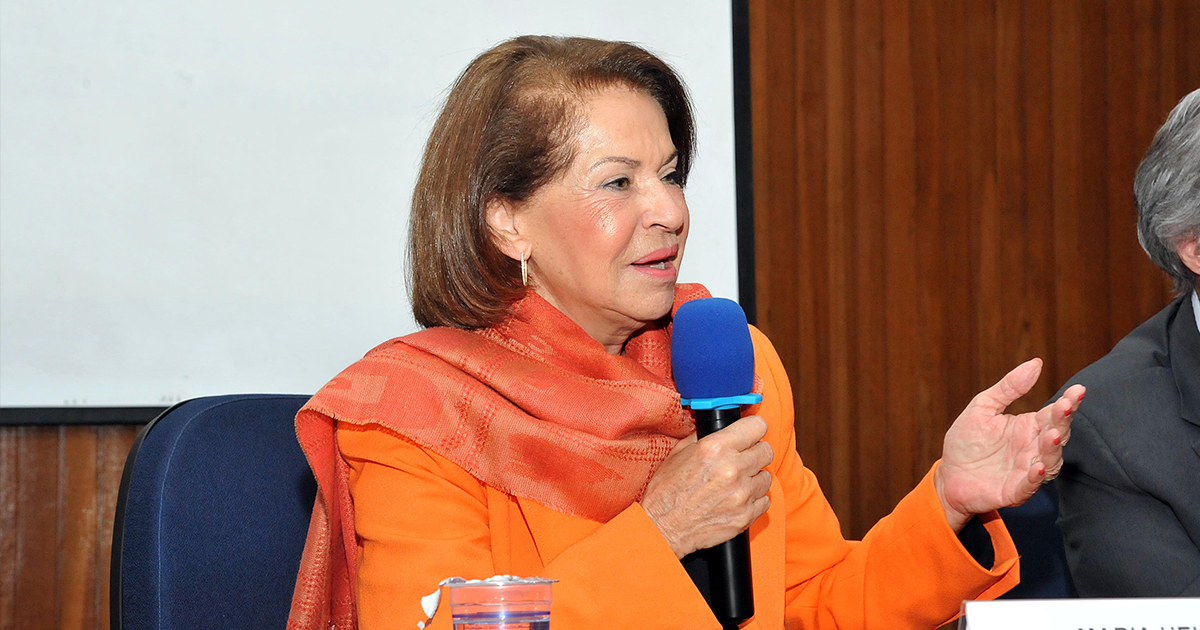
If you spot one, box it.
[287,36,1082,630]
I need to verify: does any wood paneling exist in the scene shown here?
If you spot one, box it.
[0,426,139,630]
[750,0,1199,538]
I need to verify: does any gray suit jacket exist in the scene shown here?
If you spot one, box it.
[1055,293,1200,596]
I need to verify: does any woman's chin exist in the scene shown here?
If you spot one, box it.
[639,284,679,322]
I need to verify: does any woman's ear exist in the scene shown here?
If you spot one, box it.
[485,197,526,261]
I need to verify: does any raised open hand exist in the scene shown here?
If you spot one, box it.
[934,358,1085,532]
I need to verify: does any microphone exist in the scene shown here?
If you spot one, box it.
[671,297,761,629]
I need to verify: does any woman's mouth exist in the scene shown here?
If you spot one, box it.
[632,246,679,266]
[632,246,680,279]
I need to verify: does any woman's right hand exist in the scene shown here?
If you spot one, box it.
[640,416,774,559]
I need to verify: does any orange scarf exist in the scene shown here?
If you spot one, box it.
[287,284,712,630]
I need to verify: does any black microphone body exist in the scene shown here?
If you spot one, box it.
[690,406,754,629]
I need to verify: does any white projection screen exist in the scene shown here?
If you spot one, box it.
[0,1,742,410]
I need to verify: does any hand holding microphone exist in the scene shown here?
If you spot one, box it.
[642,415,773,558]
[641,297,765,628]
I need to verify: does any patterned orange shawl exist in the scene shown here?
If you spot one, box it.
[287,284,712,630]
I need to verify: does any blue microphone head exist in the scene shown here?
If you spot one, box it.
[671,297,756,401]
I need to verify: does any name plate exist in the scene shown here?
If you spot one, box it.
[960,598,1199,630]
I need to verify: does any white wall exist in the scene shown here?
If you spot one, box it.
[0,1,738,407]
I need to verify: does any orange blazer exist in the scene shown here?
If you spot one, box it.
[338,327,1019,629]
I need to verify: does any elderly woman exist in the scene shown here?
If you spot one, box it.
[287,36,1082,630]
[1054,88,1200,596]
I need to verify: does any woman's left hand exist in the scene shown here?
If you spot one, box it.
[935,358,1085,532]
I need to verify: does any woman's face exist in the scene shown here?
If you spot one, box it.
[497,87,689,352]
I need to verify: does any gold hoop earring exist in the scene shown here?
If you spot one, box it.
[521,252,528,287]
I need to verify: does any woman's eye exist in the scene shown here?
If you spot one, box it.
[604,177,630,191]
[662,171,683,187]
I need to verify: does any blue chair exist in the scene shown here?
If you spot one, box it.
[111,394,317,630]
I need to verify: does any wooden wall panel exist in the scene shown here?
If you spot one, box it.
[0,426,139,630]
[750,0,1198,538]
[849,0,889,540]
[15,428,59,629]
[1,430,17,630]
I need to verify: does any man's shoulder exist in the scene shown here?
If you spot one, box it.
[1058,298,1184,395]
[1056,298,1190,442]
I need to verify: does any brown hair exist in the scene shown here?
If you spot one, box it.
[408,35,696,329]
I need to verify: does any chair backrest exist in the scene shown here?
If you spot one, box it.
[111,394,316,630]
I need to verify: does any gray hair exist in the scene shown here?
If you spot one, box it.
[1135,88,1200,296]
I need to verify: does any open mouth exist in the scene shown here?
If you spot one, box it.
[631,246,679,275]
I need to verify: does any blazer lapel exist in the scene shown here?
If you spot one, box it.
[1168,294,1200,460]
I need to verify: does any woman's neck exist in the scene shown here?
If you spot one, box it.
[530,288,643,355]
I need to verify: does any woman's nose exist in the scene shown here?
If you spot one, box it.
[642,183,687,233]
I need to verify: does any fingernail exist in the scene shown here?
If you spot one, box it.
[1038,465,1046,476]
[1053,435,1062,445]
[1078,391,1085,401]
